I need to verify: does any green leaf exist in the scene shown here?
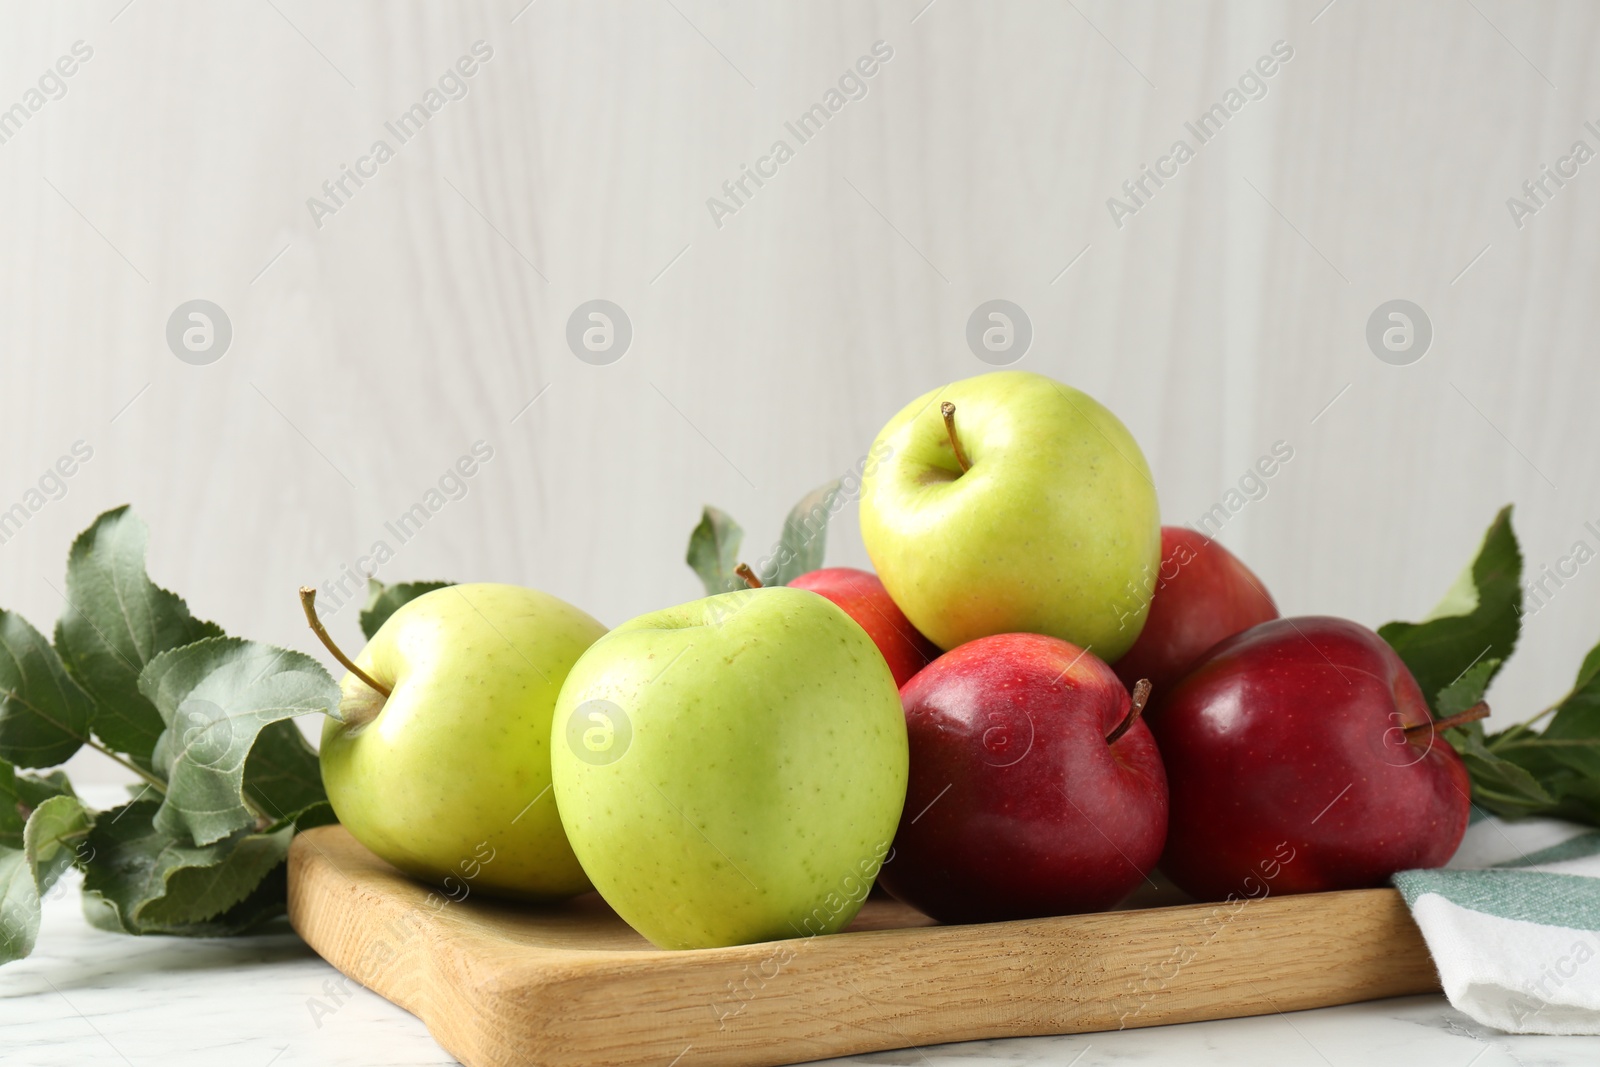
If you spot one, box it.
[759,480,842,587]
[360,579,454,641]
[0,848,38,964]
[1438,658,1501,717]
[242,719,329,825]
[686,506,745,595]
[0,762,76,851]
[0,761,21,851]
[274,799,337,833]
[80,799,292,935]
[0,609,95,768]
[687,484,844,594]
[1432,638,1600,827]
[1379,505,1522,715]
[1473,639,1600,825]
[138,638,339,845]
[1539,641,1600,751]
[0,794,93,965]
[25,794,91,897]
[14,770,75,809]
[1447,726,1558,819]
[54,506,223,766]
[137,826,293,929]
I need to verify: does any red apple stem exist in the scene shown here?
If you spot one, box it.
[1106,679,1153,744]
[733,563,763,589]
[299,586,392,698]
[1407,701,1490,735]
[940,402,972,473]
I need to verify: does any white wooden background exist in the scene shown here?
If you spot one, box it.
[0,1,1595,785]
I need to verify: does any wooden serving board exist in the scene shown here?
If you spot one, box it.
[287,826,1441,1067]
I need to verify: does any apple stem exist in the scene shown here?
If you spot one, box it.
[1408,701,1490,735]
[1106,679,1153,744]
[940,401,972,473]
[734,563,763,589]
[298,586,392,698]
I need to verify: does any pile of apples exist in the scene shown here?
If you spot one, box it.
[316,369,1476,950]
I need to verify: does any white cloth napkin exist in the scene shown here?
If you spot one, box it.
[1393,814,1600,1035]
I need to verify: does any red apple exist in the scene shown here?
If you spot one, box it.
[877,633,1168,923]
[789,567,939,688]
[1151,616,1474,902]
[1112,526,1278,698]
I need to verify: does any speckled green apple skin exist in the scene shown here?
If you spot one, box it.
[860,370,1161,660]
[551,587,909,950]
[320,583,606,901]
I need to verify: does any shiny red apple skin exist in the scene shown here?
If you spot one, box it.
[1112,526,1279,698]
[789,568,939,688]
[1151,616,1471,902]
[878,633,1168,923]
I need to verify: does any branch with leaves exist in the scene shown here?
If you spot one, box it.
[1380,505,1600,825]
[0,505,448,966]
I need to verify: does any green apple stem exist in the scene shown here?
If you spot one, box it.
[1407,701,1490,735]
[940,401,972,473]
[734,563,763,589]
[298,586,392,698]
[1106,679,1153,744]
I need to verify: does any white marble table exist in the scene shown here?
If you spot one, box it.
[3,867,1597,1067]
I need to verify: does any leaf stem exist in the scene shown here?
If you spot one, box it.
[1486,699,1564,752]
[1469,787,1545,808]
[86,739,167,794]
[1486,737,1600,751]
[243,795,274,831]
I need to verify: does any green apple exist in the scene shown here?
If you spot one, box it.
[860,369,1160,659]
[319,583,606,900]
[550,586,907,950]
